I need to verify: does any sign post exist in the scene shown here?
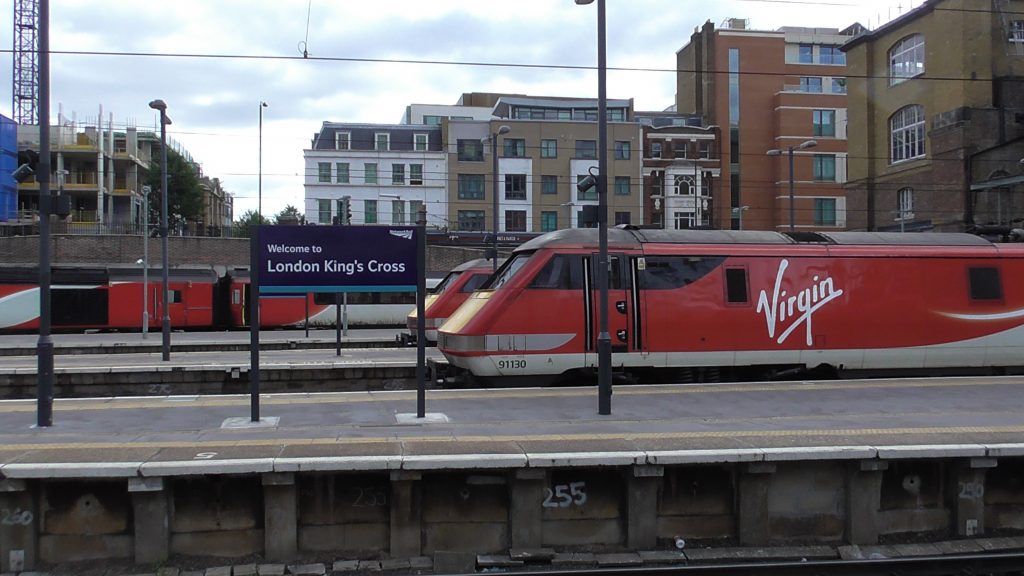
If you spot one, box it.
[250,225,420,421]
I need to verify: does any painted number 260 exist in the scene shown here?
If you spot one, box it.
[543,481,587,508]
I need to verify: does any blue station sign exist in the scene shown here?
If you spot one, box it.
[255,225,418,294]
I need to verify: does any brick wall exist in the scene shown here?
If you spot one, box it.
[0,235,502,275]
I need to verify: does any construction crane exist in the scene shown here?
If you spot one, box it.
[13,0,39,125]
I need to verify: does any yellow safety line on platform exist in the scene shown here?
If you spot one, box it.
[0,376,1016,413]
[0,424,1022,453]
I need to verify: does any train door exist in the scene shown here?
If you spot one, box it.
[583,252,641,365]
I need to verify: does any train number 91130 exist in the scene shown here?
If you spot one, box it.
[497,359,527,370]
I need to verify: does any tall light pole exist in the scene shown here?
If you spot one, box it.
[259,101,267,220]
[576,0,611,415]
[148,99,172,361]
[767,140,816,232]
[141,185,150,339]
[483,125,510,272]
[36,0,53,427]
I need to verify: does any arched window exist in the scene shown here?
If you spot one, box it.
[674,175,694,196]
[889,34,924,85]
[890,105,926,163]
[897,187,914,220]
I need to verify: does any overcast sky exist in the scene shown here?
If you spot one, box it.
[0,0,915,219]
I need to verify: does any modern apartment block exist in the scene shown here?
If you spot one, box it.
[303,123,447,228]
[843,0,1024,232]
[444,94,643,233]
[676,19,859,231]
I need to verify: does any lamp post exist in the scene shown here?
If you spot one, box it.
[483,125,511,272]
[732,205,749,230]
[36,0,53,427]
[141,185,150,339]
[148,99,172,361]
[576,0,611,415]
[259,101,267,220]
[767,140,816,232]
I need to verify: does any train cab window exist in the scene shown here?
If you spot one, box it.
[638,256,725,290]
[529,255,584,289]
[725,268,749,304]
[484,252,532,290]
[969,267,1002,301]
[232,289,241,305]
[169,290,183,304]
[433,272,462,294]
[460,272,491,293]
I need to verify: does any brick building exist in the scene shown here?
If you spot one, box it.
[843,0,1024,232]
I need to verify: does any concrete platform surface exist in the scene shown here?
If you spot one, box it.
[3,375,1024,478]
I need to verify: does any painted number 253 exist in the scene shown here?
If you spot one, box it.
[543,482,587,508]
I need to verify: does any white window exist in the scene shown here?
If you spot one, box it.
[889,34,924,86]
[414,133,429,151]
[335,131,350,150]
[375,133,390,151]
[1011,21,1024,43]
[674,175,693,196]
[898,187,914,220]
[890,105,926,163]
[673,211,695,230]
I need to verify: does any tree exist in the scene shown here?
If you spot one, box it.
[274,204,305,225]
[234,209,270,238]
[145,148,204,228]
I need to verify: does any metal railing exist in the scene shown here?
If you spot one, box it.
[0,220,246,238]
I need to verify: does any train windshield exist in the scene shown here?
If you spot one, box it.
[482,252,533,290]
[432,271,462,294]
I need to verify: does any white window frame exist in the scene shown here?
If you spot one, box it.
[336,162,349,184]
[335,131,351,150]
[410,163,423,186]
[889,34,925,86]
[414,133,429,151]
[890,105,926,163]
[375,133,390,151]
[317,162,331,183]
[897,187,914,220]
[364,163,377,184]
[1011,21,1024,43]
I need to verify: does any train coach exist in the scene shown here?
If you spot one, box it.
[404,258,494,342]
[0,264,329,332]
[436,227,1024,385]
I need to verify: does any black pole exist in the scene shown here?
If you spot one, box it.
[335,293,341,356]
[788,146,795,232]
[159,109,170,361]
[596,0,612,415]
[249,226,260,422]
[36,0,52,428]
[416,206,427,418]
[491,132,499,272]
[304,294,309,338]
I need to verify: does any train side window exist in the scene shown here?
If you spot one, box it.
[529,255,583,289]
[639,256,725,290]
[169,290,183,304]
[461,272,490,292]
[725,268,749,304]
[969,267,1002,301]
[232,289,241,305]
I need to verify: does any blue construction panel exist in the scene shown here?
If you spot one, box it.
[0,114,16,222]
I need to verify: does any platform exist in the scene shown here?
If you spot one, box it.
[3,377,1024,571]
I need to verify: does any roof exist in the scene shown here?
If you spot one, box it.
[514,227,994,252]
[841,0,940,51]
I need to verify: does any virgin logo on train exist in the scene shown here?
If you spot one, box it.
[755,259,844,346]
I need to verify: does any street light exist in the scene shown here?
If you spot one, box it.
[767,140,817,232]
[483,125,511,272]
[259,101,268,220]
[576,0,612,415]
[732,205,750,230]
[148,99,172,361]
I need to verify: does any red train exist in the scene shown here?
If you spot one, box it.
[405,258,493,342]
[437,228,1024,385]
[0,264,329,332]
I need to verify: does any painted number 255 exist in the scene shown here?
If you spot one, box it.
[543,482,587,508]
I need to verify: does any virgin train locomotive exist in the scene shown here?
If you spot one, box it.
[437,228,1024,385]
[405,258,493,342]
[0,264,423,333]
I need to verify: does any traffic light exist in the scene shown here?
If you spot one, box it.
[345,201,352,225]
[12,150,38,183]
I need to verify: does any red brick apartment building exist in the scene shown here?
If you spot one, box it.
[676,18,863,231]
